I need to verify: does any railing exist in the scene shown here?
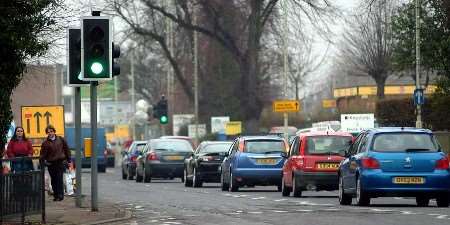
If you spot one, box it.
[0,156,45,224]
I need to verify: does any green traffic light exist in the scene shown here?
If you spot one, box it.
[90,62,104,75]
[160,115,168,124]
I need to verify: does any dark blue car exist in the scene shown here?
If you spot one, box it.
[220,135,288,192]
[338,127,450,207]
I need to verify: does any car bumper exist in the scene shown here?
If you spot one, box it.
[294,170,338,190]
[197,162,222,182]
[233,168,282,185]
[360,170,450,196]
[145,162,184,178]
[127,163,137,176]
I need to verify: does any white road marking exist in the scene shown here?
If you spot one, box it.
[274,199,288,202]
[236,210,243,213]
[323,208,340,211]
[296,209,313,212]
[273,210,289,213]
[248,211,263,214]
[251,197,266,200]
[436,215,448,219]
[371,209,394,212]
[227,212,241,215]
[399,211,417,215]
[135,205,144,209]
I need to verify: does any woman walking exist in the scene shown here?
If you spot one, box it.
[6,126,33,172]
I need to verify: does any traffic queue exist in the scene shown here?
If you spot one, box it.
[120,128,450,207]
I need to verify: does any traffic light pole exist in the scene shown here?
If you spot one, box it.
[90,81,98,211]
[74,87,82,208]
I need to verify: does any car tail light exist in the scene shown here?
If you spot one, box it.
[295,157,304,168]
[130,156,137,162]
[435,157,449,170]
[361,157,380,169]
[147,152,158,161]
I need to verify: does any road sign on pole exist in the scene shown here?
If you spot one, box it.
[21,105,65,138]
[272,100,300,113]
[414,88,425,106]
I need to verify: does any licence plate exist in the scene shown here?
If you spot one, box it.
[316,163,339,169]
[165,156,183,160]
[256,158,277,164]
[393,177,425,184]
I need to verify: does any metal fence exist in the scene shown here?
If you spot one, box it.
[0,157,45,224]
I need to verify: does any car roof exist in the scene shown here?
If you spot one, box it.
[160,135,192,140]
[240,135,285,141]
[201,141,233,144]
[366,127,432,134]
[133,141,147,145]
[299,131,353,137]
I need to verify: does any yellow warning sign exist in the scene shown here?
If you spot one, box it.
[21,105,65,138]
[225,121,242,135]
[272,100,300,113]
[322,99,337,108]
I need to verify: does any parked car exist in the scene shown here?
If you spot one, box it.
[281,131,353,197]
[136,138,194,183]
[184,141,233,187]
[220,135,288,192]
[338,127,450,207]
[104,142,115,167]
[121,141,147,180]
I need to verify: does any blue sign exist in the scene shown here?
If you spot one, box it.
[413,88,425,106]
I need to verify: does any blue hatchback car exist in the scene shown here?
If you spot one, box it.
[338,128,450,207]
[220,135,288,192]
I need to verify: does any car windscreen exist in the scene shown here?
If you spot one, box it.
[244,140,285,154]
[199,143,232,154]
[372,133,439,152]
[151,140,193,152]
[306,136,352,155]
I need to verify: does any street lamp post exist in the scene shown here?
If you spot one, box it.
[415,0,423,128]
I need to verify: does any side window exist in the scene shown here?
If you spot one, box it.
[293,137,301,156]
[228,140,238,155]
[358,134,369,153]
[289,137,299,156]
[349,133,365,155]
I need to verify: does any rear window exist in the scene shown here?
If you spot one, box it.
[151,140,193,152]
[244,140,285,154]
[132,144,146,153]
[372,133,439,152]
[200,143,232,153]
[306,136,352,155]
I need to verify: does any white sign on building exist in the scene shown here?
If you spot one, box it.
[340,114,375,133]
[211,116,230,133]
[173,114,194,135]
[188,124,207,138]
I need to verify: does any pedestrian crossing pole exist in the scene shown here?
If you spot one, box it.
[415,0,423,128]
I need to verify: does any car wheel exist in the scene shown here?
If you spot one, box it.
[193,168,202,188]
[338,175,352,205]
[143,167,151,183]
[281,176,291,197]
[135,167,143,183]
[416,196,430,207]
[220,171,229,191]
[292,175,302,197]
[127,166,134,180]
[436,195,449,207]
[229,172,239,192]
[356,177,370,206]
[122,167,127,180]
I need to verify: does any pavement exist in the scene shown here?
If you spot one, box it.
[3,194,132,225]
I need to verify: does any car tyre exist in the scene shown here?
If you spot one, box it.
[436,195,449,207]
[356,177,370,206]
[338,175,352,205]
[416,196,430,207]
[193,168,202,187]
[127,166,134,180]
[292,175,302,197]
[122,167,127,180]
[229,172,239,192]
[220,171,229,191]
[281,176,291,197]
[135,167,143,183]
[143,167,151,183]
[184,169,193,187]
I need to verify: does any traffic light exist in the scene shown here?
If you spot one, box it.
[112,42,120,76]
[67,28,89,86]
[159,99,168,124]
[81,16,112,81]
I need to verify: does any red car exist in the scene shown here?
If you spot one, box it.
[281,131,353,197]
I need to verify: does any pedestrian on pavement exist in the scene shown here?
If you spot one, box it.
[6,126,34,173]
[40,125,71,201]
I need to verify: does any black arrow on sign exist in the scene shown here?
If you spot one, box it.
[34,112,42,133]
[44,111,52,127]
[295,102,299,110]
[26,119,30,133]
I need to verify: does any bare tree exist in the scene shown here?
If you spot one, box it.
[338,0,397,98]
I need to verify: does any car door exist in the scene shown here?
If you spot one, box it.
[136,143,148,176]
[283,136,299,187]
[341,132,365,190]
[346,132,369,191]
[187,143,202,176]
[222,139,238,182]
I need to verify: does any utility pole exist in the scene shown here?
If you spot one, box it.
[193,5,199,144]
[415,0,422,128]
[282,1,289,141]
[130,52,136,139]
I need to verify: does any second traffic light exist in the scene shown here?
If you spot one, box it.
[81,16,112,81]
[153,97,168,124]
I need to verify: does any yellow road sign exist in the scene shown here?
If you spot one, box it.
[225,121,242,135]
[272,100,300,113]
[21,105,65,138]
[322,99,337,108]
